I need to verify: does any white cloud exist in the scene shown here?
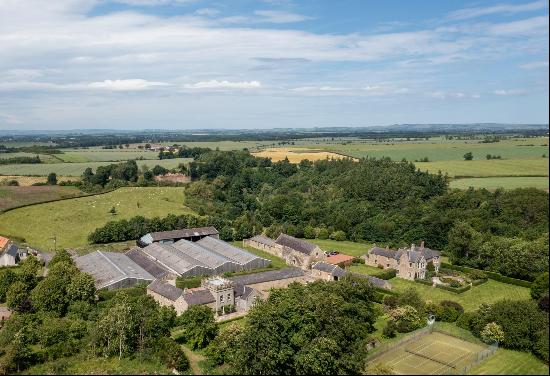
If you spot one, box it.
[427,91,479,99]
[488,15,549,36]
[88,79,169,90]
[253,10,312,24]
[448,0,548,20]
[520,60,549,69]
[493,88,529,96]
[111,0,198,6]
[183,80,262,89]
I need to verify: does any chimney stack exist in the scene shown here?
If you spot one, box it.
[420,241,425,250]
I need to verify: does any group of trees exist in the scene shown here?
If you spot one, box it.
[0,250,188,374]
[0,156,41,165]
[204,276,379,375]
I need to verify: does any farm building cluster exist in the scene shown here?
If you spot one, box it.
[0,235,46,267]
[73,227,437,317]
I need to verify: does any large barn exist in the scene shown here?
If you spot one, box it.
[137,226,219,247]
[127,236,270,278]
[75,251,155,289]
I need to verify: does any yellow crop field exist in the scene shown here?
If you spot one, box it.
[251,148,358,163]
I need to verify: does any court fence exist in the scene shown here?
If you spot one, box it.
[366,322,499,374]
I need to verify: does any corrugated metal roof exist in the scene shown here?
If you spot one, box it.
[126,247,171,278]
[75,251,154,289]
[197,236,269,266]
[148,280,183,301]
[172,239,236,270]
[275,234,318,255]
[139,243,209,276]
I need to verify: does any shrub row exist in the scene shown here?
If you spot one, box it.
[414,278,433,286]
[471,278,488,286]
[371,269,397,280]
[436,283,471,294]
[441,262,532,288]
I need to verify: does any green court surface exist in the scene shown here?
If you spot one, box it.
[371,331,488,375]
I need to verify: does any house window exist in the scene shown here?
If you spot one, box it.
[227,293,231,300]
[220,295,223,302]
[409,263,412,267]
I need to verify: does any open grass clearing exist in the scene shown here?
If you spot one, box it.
[58,149,160,162]
[450,176,549,190]
[467,348,549,375]
[0,187,194,250]
[0,185,84,212]
[251,147,358,163]
[307,238,373,257]
[0,158,192,176]
[0,175,79,186]
[231,241,288,269]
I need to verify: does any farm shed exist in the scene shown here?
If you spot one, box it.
[137,226,219,247]
[74,251,155,289]
[311,262,347,281]
[197,236,271,270]
[137,243,212,278]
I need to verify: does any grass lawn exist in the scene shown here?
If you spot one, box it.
[0,185,84,212]
[0,187,194,250]
[387,278,531,312]
[232,241,288,268]
[308,238,374,257]
[349,263,387,275]
[450,176,549,190]
[468,348,549,375]
[20,355,171,375]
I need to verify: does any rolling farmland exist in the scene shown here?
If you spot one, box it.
[0,187,194,250]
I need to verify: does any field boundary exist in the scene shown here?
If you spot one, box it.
[0,188,117,214]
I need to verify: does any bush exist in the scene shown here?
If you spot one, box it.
[373,269,396,280]
[154,337,189,372]
[468,269,487,280]
[436,284,471,294]
[437,300,464,322]
[330,230,347,241]
[531,272,549,300]
[176,276,203,289]
[440,263,532,287]
[382,321,397,338]
[383,295,399,309]
[389,305,424,333]
[456,312,481,331]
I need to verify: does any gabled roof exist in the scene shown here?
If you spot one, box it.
[248,235,278,247]
[229,267,305,287]
[368,247,399,260]
[126,247,171,278]
[5,244,18,257]
[275,234,318,255]
[182,289,215,306]
[148,280,183,301]
[147,227,219,242]
[173,240,236,270]
[197,236,269,266]
[241,285,259,300]
[312,262,347,277]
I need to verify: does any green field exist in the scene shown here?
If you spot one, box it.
[468,348,549,375]
[58,149,160,162]
[0,185,84,212]
[414,158,548,178]
[154,140,277,151]
[0,158,192,176]
[231,241,288,269]
[308,238,373,257]
[0,152,60,163]
[450,177,549,190]
[0,187,194,250]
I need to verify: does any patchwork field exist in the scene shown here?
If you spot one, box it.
[0,185,84,212]
[414,158,548,178]
[57,149,160,162]
[0,158,192,176]
[371,331,487,375]
[450,176,549,190]
[0,175,79,186]
[251,147,357,163]
[0,187,194,250]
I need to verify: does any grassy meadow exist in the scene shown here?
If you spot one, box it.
[450,176,549,190]
[468,348,549,375]
[0,157,192,176]
[0,185,84,212]
[57,148,160,162]
[415,158,548,177]
[0,187,194,250]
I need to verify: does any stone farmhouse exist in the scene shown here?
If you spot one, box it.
[244,233,325,270]
[147,268,310,315]
[311,262,347,281]
[363,242,440,281]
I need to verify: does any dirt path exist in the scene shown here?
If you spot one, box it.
[181,345,206,375]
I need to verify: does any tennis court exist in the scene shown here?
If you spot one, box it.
[371,331,487,375]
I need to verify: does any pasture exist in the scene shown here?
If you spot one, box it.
[370,331,487,375]
[450,177,549,190]
[414,158,548,177]
[0,185,84,212]
[467,348,549,375]
[0,187,194,250]
[0,158,192,176]
[57,149,159,162]
[0,175,79,186]
[251,147,357,163]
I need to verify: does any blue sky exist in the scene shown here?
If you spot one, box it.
[0,0,548,130]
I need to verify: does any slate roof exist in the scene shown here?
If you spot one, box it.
[416,247,441,261]
[182,289,215,306]
[368,247,399,259]
[275,234,318,255]
[312,262,347,277]
[126,247,171,278]
[248,235,278,247]
[5,244,18,257]
[148,227,219,242]
[148,280,183,301]
[197,236,268,266]
[350,272,392,290]
[229,267,305,287]
[75,251,155,289]
[241,285,258,300]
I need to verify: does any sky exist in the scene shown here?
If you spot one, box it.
[0,0,548,130]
